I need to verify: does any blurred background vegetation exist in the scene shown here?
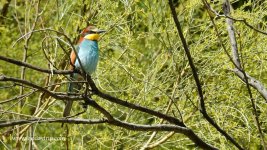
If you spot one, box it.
[0,0,267,149]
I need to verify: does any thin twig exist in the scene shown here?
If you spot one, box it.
[0,90,37,104]
[204,1,267,36]
[0,55,74,74]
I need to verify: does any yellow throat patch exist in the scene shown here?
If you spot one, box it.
[84,34,100,41]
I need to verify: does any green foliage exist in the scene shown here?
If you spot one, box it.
[1,0,267,149]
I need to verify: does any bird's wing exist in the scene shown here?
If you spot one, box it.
[70,45,80,70]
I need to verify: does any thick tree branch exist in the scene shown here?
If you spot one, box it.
[80,97,218,150]
[0,118,186,132]
[0,117,203,142]
[232,69,267,102]
[86,76,185,127]
[0,54,186,127]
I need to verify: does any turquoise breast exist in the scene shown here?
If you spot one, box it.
[74,40,99,75]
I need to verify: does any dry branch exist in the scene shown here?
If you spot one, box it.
[233,68,267,102]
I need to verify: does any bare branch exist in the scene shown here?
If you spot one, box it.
[0,118,107,128]
[0,117,204,141]
[86,75,185,127]
[232,68,267,102]
[223,1,241,68]
[0,55,74,74]
[0,75,83,101]
[81,97,218,150]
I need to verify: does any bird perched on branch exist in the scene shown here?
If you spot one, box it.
[63,25,105,117]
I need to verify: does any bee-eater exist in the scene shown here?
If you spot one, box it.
[63,25,105,117]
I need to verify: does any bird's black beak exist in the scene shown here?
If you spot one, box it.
[91,28,106,34]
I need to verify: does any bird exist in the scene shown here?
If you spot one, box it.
[63,25,105,117]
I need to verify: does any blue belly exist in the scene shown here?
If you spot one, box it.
[74,40,99,75]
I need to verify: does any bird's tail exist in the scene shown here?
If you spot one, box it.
[63,74,75,117]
